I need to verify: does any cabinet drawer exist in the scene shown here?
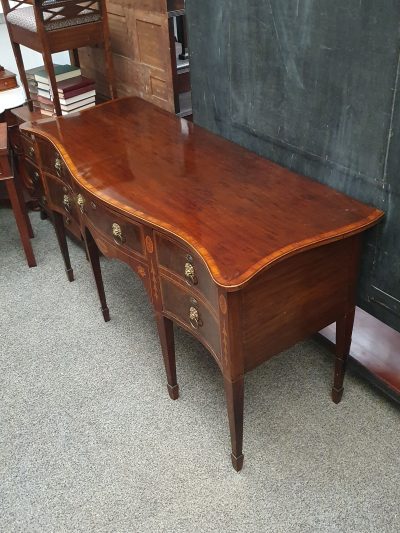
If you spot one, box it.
[21,133,38,164]
[155,233,218,309]
[37,140,72,186]
[160,277,221,359]
[46,174,79,222]
[24,160,45,201]
[79,189,144,256]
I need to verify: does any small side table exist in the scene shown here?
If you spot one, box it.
[0,122,36,267]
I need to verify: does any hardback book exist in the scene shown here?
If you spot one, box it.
[62,101,96,115]
[25,65,47,82]
[37,81,52,91]
[61,96,95,112]
[38,108,56,117]
[57,84,95,101]
[38,88,51,98]
[34,65,81,84]
[37,94,53,106]
[56,76,95,95]
[59,90,96,106]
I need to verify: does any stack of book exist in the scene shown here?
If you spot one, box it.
[26,64,96,116]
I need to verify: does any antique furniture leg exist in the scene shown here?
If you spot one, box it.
[52,211,74,281]
[332,307,356,403]
[13,169,34,238]
[41,47,62,116]
[156,314,179,400]
[5,177,36,267]
[9,42,32,111]
[85,230,110,322]
[224,376,244,472]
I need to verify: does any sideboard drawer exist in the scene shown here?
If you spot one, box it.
[160,277,221,359]
[37,140,72,187]
[79,190,144,256]
[21,133,38,164]
[23,160,42,196]
[155,233,218,309]
[46,175,79,222]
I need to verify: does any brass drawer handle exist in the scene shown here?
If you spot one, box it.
[28,146,35,159]
[63,194,72,213]
[54,155,62,177]
[76,193,85,213]
[184,261,198,286]
[112,222,126,245]
[189,306,203,330]
[32,171,40,184]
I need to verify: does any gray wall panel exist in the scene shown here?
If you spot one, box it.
[186,0,400,331]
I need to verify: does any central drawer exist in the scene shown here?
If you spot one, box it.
[37,139,72,187]
[160,276,221,360]
[78,188,144,256]
[46,174,79,224]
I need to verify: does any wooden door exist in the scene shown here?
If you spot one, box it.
[79,0,175,112]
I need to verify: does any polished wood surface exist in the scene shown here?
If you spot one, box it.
[20,97,384,470]
[23,97,382,288]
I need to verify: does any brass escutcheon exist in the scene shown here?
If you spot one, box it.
[54,155,62,177]
[189,306,203,329]
[63,194,71,212]
[112,222,125,245]
[32,171,39,184]
[76,193,85,213]
[184,262,198,285]
[28,146,35,158]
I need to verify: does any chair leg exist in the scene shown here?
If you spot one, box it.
[41,48,62,116]
[5,178,36,267]
[10,42,32,111]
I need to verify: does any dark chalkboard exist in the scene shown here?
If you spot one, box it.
[186,0,400,332]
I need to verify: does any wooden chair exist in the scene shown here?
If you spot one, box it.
[1,0,117,116]
[0,122,36,267]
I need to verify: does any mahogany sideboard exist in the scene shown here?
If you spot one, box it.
[20,97,383,471]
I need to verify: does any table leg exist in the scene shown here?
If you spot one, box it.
[85,230,110,322]
[13,170,34,238]
[5,178,36,268]
[156,314,179,400]
[224,376,244,472]
[332,307,356,404]
[52,211,74,282]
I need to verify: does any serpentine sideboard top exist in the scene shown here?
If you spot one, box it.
[22,96,383,289]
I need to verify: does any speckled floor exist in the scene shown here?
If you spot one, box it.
[1,206,399,533]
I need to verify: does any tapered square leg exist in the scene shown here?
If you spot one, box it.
[332,307,355,404]
[52,211,74,282]
[155,314,179,400]
[224,376,244,472]
[85,230,110,322]
[5,178,36,267]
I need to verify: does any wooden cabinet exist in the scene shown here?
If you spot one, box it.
[79,0,190,115]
